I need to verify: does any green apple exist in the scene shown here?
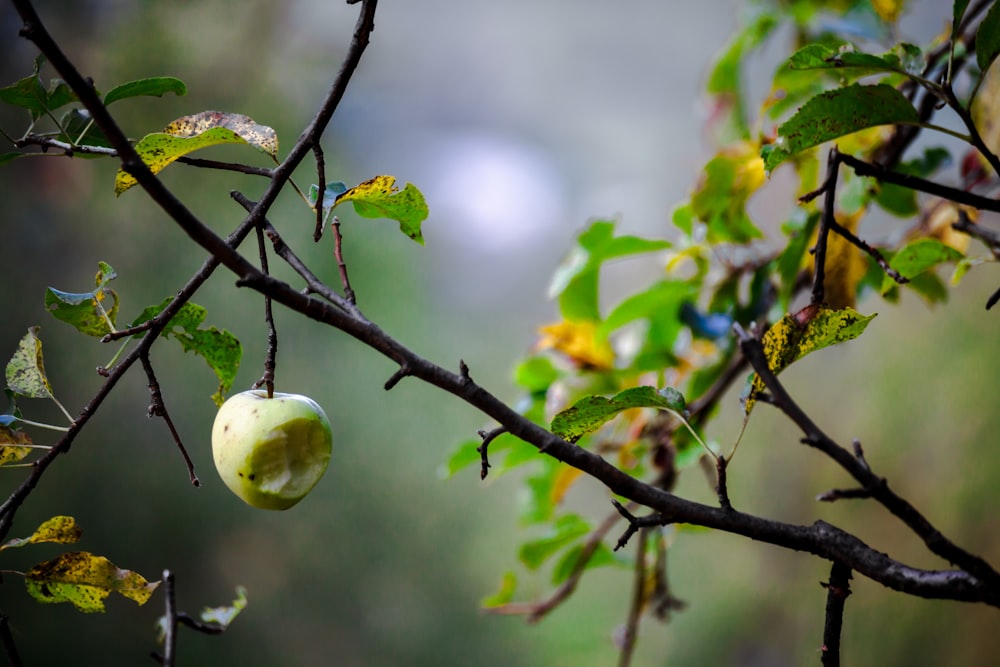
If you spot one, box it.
[212,390,332,510]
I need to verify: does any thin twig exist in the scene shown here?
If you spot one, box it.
[715,455,732,511]
[484,504,630,622]
[160,570,178,667]
[820,562,853,667]
[811,148,841,306]
[313,144,326,242]
[827,217,907,285]
[839,153,1000,214]
[252,223,277,398]
[734,324,1000,588]
[141,355,200,486]
[617,528,648,667]
[332,216,357,304]
[0,614,23,667]
[476,427,507,480]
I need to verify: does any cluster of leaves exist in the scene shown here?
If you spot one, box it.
[445,0,1000,618]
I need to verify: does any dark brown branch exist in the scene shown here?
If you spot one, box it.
[952,209,1000,257]
[734,324,1000,589]
[0,614,23,667]
[484,504,628,622]
[0,212,259,542]
[612,500,667,551]
[229,192,356,315]
[154,570,179,667]
[811,148,841,306]
[714,455,732,510]
[617,527,648,667]
[312,144,326,242]
[820,562,853,667]
[476,427,506,480]
[141,355,199,486]
[331,217,357,305]
[251,223,277,398]
[839,153,1000,214]
[826,217,907,285]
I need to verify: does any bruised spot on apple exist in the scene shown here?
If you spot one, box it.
[212,390,332,510]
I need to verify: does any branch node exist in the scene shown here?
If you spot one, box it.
[459,360,472,384]
[384,366,411,391]
[715,455,733,511]
[476,427,507,480]
[611,499,666,551]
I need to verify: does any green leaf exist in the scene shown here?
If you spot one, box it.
[599,280,693,339]
[155,586,247,644]
[762,83,919,171]
[690,146,766,243]
[548,221,671,322]
[745,306,877,414]
[513,356,560,393]
[25,551,159,613]
[481,571,517,608]
[976,1,1000,73]
[45,262,119,337]
[333,176,429,245]
[519,514,591,570]
[5,327,56,400]
[132,298,242,406]
[880,238,964,293]
[706,12,779,139]
[788,42,923,77]
[103,77,187,105]
[776,212,819,309]
[2,515,82,551]
[0,69,47,117]
[953,0,972,43]
[116,111,278,194]
[439,438,482,478]
[551,386,686,443]
[551,542,622,585]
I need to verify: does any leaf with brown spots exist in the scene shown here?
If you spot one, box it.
[25,551,159,613]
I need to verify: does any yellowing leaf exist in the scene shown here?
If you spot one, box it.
[0,424,32,466]
[871,0,905,23]
[690,141,766,243]
[2,515,82,551]
[913,201,972,254]
[25,551,159,613]
[334,175,429,245]
[115,111,278,194]
[5,327,55,400]
[813,211,868,310]
[550,466,583,505]
[537,320,614,369]
[745,306,876,414]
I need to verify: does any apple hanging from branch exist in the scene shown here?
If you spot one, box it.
[212,390,333,510]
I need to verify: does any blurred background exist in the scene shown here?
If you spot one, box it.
[1,1,999,665]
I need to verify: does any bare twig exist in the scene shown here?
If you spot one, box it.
[715,455,732,511]
[617,527,648,667]
[313,144,326,242]
[0,614,23,667]
[331,216,357,304]
[820,562,853,667]
[839,153,1000,214]
[826,217,907,285]
[811,148,841,306]
[484,504,629,622]
[734,324,1000,589]
[476,427,506,480]
[154,570,179,667]
[141,355,199,486]
[251,223,277,398]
